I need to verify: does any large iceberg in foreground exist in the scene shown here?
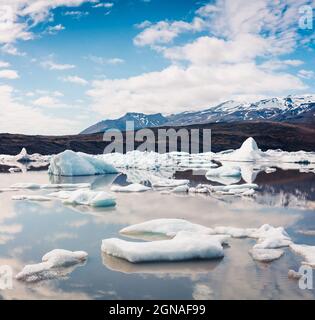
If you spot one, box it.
[48,150,118,176]
[120,219,214,237]
[102,231,225,263]
[16,249,88,282]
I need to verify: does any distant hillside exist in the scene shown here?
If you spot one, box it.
[1,121,314,156]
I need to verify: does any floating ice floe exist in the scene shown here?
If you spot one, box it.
[16,249,88,282]
[206,166,241,178]
[110,183,151,193]
[252,224,292,249]
[151,178,190,188]
[214,226,256,238]
[48,150,118,176]
[290,244,315,267]
[10,182,91,190]
[265,167,277,174]
[249,248,284,262]
[8,167,22,173]
[12,195,51,202]
[120,219,214,238]
[14,148,32,163]
[62,189,116,207]
[101,231,226,263]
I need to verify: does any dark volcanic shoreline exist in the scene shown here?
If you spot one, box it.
[0,121,314,155]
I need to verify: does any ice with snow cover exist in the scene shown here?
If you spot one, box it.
[102,231,227,263]
[110,183,151,193]
[48,150,118,176]
[16,249,88,282]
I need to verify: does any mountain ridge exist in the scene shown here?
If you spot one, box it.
[81,95,315,135]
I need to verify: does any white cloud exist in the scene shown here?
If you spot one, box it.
[0,85,79,135]
[87,55,125,65]
[260,59,304,71]
[61,75,88,85]
[0,0,94,45]
[1,44,26,56]
[0,60,10,68]
[93,2,114,8]
[87,63,306,118]
[134,20,152,29]
[0,69,19,79]
[45,24,65,35]
[133,17,206,46]
[41,58,75,71]
[33,96,63,108]
[63,10,89,18]
[298,69,315,79]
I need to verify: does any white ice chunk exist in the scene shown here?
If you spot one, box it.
[252,224,292,249]
[63,189,116,207]
[214,226,256,238]
[48,150,118,176]
[120,219,214,237]
[265,167,277,174]
[110,183,151,193]
[170,185,189,193]
[206,166,241,178]
[16,249,88,282]
[101,231,224,263]
[12,195,51,202]
[9,167,21,173]
[10,182,91,190]
[249,248,284,262]
[152,179,190,188]
[290,244,315,267]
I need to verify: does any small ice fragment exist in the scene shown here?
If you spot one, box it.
[12,195,51,202]
[249,248,284,262]
[110,183,151,193]
[63,189,116,207]
[16,249,88,282]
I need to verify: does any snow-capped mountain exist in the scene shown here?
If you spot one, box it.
[81,95,315,134]
[81,112,168,134]
[167,95,315,125]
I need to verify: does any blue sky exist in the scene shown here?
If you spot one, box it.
[0,0,314,134]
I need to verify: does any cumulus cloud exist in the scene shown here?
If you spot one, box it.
[0,69,19,79]
[298,69,315,79]
[0,85,79,134]
[87,55,125,65]
[61,75,88,85]
[0,60,10,68]
[0,0,95,45]
[45,24,65,35]
[87,63,306,117]
[41,58,75,71]
[89,0,310,118]
[32,95,64,108]
[93,2,114,8]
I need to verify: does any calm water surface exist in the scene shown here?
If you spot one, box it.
[0,167,315,300]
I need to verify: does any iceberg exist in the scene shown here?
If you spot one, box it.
[62,189,116,207]
[101,231,225,263]
[251,224,292,249]
[206,166,241,178]
[48,150,118,176]
[16,249,88,282]
[290,244,315,267]
[249,248,284,262]
[110,183,151,193]
[120,219,214,238]
[14,148,32,163]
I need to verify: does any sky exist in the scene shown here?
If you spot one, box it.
[0,0,314,135]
